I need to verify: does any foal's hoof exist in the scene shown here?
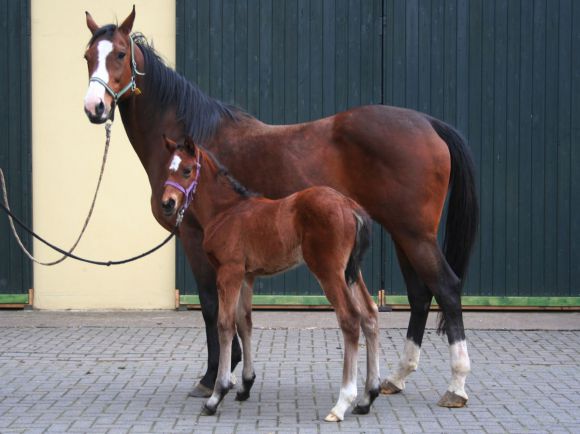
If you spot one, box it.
[352,404,371,415]
[437,391,468,408]
[324,411,343,422]
[200,403,217,416]
[189,382,213,398]
[235,390,250,401]
[380,380,402,395]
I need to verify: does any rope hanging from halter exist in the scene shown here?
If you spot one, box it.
[0,123,177,267]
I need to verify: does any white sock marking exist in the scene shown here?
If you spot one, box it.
[387,339,421,390]
[448,340,470,399]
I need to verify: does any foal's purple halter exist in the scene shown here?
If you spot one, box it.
[164,149,201,226]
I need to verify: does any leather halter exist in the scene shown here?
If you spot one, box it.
[89,35,145,105]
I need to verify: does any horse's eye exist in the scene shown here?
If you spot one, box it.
[183,168,192,178]
[117,52,126,60]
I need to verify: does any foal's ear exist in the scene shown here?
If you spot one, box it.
[184,136,196,154]
[119,5,136,35]
[163,134,177,152]
[85,11,99,35]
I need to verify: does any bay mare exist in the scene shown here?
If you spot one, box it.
[161,135,378,421]
[82,7,478,408]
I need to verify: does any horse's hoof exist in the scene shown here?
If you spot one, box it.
[352,404,370,415]
[437,391,468,408]
[324,411,342,422]
[189,382,213,398]
[200,403,217,416]
[235,390,250,401]
[380,380,402,395]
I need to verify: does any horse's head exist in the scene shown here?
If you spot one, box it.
[83,6,139,124]
[161,135,201,218]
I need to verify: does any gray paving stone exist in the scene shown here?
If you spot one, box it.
[0,324,578,433]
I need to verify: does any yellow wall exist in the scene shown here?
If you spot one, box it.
[31,1,176,309]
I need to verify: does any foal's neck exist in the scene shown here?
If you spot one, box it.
[189,149,250,228]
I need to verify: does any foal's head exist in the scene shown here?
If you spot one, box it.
[83,7,138,123]
[161,136,200,218]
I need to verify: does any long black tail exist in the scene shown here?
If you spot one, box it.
[429,117,479,333]
[345,209,372,286]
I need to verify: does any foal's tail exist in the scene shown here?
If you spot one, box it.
[345,208,372,286]
[429,117,479,333]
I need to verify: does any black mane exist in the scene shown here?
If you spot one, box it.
[132,34,241,144]
[203,148,259,199]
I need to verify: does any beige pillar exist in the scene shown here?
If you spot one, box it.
[31,1,176,309]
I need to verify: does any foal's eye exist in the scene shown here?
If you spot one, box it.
[183,168,192,178]
[117,52,126,60]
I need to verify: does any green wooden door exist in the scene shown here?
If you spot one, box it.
[176,0,580,306]
[0,0,32,304]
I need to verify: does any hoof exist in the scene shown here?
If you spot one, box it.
[380,380,402,395]
[437,391,468,408]
[200,403,217,416]
[189,382,213,398]
[324,411,342,422]
[352,404,370,415]
[235,390,250,401]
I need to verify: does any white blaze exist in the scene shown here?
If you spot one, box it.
[84,40,113,114]
[169,155,182,172]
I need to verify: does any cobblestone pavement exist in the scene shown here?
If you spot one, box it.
[0,315,578,433]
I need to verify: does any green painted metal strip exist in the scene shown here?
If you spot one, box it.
[0,294,28,304]
[180,295,580,307]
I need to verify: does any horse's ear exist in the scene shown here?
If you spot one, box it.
[184,136,196,154]
[119,5,136,35]
[85,11,99,35]
[163,134,177,152]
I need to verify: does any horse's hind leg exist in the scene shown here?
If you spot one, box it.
[397,236,471,408]
[179,225,242,398]
[313,272,361,422]
[202,265,245,416]
[235,278,256,402]
[381,244,432,395]
[351,273,380,415]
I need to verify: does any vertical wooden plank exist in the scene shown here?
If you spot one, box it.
[372,0,382,104]
[493,0,507,295]
[347,0,361,108]
[335,0,348,112]
[297,0,310,122]
[284,0,298,123]
[570,0,580,293]
[443,0,457,124]
[405,0,419,110]
[467,0,483,294]
[309,0,323,119]
[391,0,406,106]
[543,0,559,295]
[322,0,336,116]
[209,0,223,99]
[272,0,285,123]
[234,0,249,108]
[382,0,394,105]
[530,0,546,295]
[196,0,211,93]
[557,0,572,295]
[247,0,260,117]
[360,0,373,104]
[222,0,236,104]
[455,0,469,134]
[418,0,431,114]
[505,0,521,295]
[430,0,444,118]
[259,0,273,122]
[518,0,534,295]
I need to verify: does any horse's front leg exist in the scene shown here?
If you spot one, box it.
[179,222,242,397]
[235,278,256,402]
[202,264,245,416]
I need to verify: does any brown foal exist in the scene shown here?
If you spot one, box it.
[161,135,379,422]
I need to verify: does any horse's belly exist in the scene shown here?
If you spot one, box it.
[246,245,303,277]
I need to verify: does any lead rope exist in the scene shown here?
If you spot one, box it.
[0,122,112,265]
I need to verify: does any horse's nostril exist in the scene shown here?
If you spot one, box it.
[95,100,105,116]
[162,198,176,211]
